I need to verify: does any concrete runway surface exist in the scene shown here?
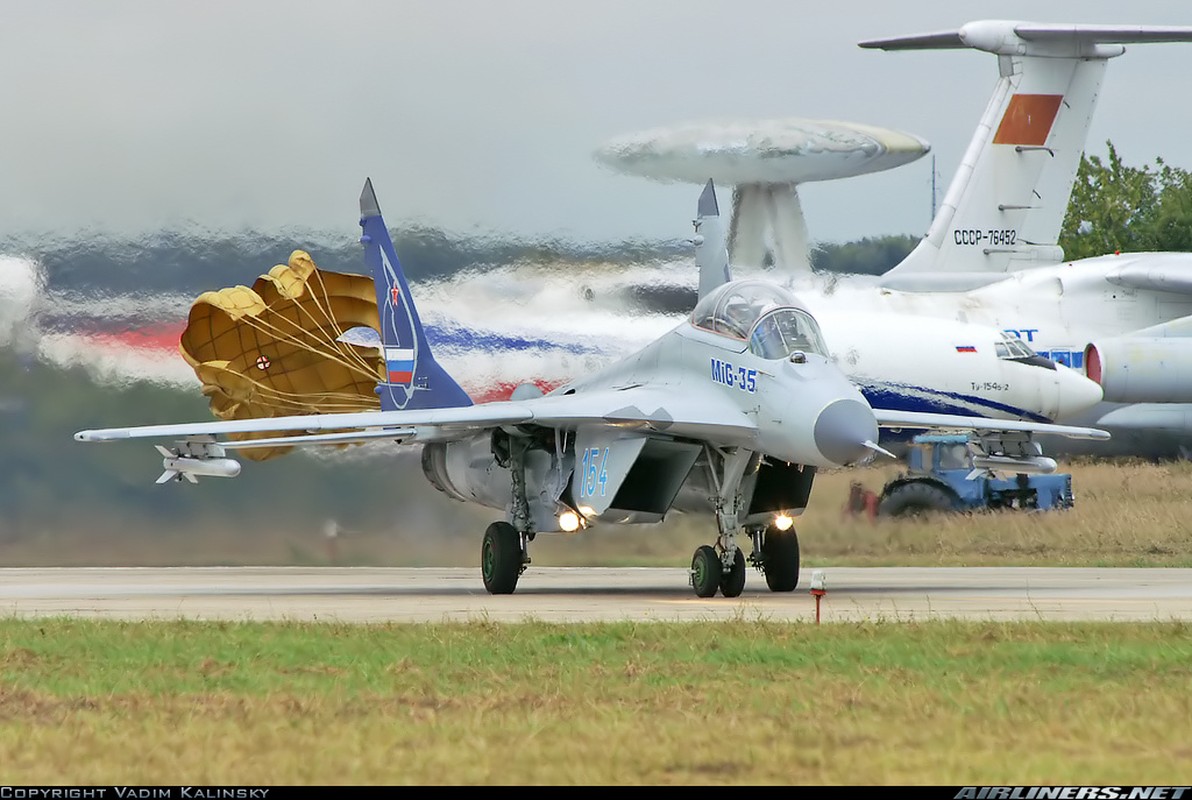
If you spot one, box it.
[0,566,1190,623]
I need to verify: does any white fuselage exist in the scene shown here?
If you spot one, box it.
[810,308,1099,424]
[418,268,1106,432]
[789,253,1192,454]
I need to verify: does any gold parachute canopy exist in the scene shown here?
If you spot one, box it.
[179,250,384,461]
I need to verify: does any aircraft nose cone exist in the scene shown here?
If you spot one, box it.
[1055,365,1104,420]
[814,399,879,466]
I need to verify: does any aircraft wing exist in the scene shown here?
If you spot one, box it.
[75,385,758,448]
[873,409,1110,441]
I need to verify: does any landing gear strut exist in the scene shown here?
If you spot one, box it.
[689,447,756,598]
[482,432,534,595]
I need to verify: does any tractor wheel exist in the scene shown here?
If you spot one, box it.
[878,481,958,518]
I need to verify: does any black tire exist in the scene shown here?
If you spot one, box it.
[762,526,800,592]
[878,481,958,518]
[481,521,522,595]
[691,545,720,598]
[719,548,747,598]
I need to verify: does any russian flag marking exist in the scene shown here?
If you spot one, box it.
[385,347,415,383]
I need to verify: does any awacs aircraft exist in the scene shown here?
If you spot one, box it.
[788,20,1192,454]
[74,179,1108,597]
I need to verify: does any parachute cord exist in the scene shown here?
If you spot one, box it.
[270,294,380,379]
[224,377,379,413]
[285,272,379,377]
[233,313,381,383]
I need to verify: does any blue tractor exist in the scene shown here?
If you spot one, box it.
[876,433,1075,517]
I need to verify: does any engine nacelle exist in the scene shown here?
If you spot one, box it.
[421,436,510,510]
[420,435,574,532]
[1084,337,1192,403]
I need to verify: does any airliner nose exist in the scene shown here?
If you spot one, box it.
[814,398,879,466]
[1055,364,1104,420]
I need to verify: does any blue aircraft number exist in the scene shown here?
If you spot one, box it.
[580,446,609,498]
[711,358,757,393]
[1003,328,1039,342]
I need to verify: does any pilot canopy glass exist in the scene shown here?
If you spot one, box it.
[691,280,828,358]
[995,333,1036,359]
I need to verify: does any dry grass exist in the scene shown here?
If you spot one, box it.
[0,618,1189,784]
[4,458,1192,568]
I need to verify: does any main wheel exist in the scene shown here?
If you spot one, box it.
[762,526,800,592]
[878,481,958,517]
[719,548,747,598]
[690,544,720,598]
[481,521,523,595]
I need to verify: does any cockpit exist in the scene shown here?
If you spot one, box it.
[690,280,829,359]
[994,332,1056,370]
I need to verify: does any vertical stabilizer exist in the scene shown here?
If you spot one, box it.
[359,178,473,412]
[695,179,732,300]
[869,20,1192,278]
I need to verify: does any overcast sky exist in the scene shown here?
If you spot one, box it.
[1,0,1191,246]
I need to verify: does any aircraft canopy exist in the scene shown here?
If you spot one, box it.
[691,280,827,358]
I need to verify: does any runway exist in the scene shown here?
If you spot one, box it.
[0,566,1190,622]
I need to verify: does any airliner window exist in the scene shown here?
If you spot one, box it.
[996,334,1035,359]
[749,308,829,359]
[692,280,798,339]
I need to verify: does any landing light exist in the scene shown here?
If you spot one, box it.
[558,511,581,532]
[773,513,794,531]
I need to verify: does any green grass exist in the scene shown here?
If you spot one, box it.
[1,618,1190,783]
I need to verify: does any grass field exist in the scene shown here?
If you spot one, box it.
[1,618,1189,784]
[5,458,1192,569]
[3,461,1189,785]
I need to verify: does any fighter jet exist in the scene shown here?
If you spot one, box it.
[74,179,1108,597]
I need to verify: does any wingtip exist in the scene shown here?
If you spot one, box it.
[359,177,381,218]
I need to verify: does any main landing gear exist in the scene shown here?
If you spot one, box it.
[481,521,530,595]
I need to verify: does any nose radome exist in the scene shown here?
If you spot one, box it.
[813,399,879,466]
[1055,364,1104,420]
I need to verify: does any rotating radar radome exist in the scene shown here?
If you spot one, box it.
[595,118,930,271]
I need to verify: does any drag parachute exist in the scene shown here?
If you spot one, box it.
[179,250,383,460]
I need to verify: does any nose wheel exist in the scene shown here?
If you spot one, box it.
[719,548,747,597]
[690,545,721,598]
[690,543,748,598]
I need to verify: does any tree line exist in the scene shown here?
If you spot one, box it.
[809,140,1192,273]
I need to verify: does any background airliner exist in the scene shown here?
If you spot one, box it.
[791,20,1192,455]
